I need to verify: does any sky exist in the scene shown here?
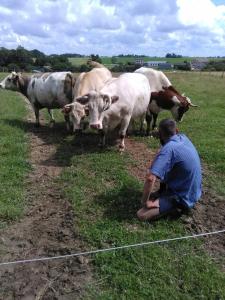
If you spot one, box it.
[0,0,225,56]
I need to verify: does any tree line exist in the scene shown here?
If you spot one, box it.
[0,46,100,72]
[1,46,224,73]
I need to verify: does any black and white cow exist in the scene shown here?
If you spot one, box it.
[0,71,75,128]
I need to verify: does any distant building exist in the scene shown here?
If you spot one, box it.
[144,61,173,69]
[190,59,209,70]
[135,59,144,65]
[158,63,173,70]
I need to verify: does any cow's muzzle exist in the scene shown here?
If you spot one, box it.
[90,123,101,130]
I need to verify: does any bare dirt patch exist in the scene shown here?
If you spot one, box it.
[125,138,225,262]
[0,111,92,299]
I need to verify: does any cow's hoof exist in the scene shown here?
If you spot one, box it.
[119,145,125,153]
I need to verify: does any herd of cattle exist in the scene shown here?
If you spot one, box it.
[0,62,198,150]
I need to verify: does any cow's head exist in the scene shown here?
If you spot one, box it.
[76,90,119,130]
[171,93,198,122]
[61,102,86,132]
[0,72,21,91]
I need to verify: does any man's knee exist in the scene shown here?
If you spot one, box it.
[137,208,150,221]
[137,208,159,221]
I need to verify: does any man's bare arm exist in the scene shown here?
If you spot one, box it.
[141,172,157,205]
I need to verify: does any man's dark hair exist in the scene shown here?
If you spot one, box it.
[159,119,177,137]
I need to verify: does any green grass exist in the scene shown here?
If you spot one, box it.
[61,147,225,299]
[58,72,225,298]
[69,56,224,68]
[0,74,30,223]
[1,71,225,298]
[166,72,225,194]
[68,57,89,65]
[135,72,225,195]
[69,56,193,66]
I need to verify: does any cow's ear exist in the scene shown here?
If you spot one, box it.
[111,95,119,103]
[76,94,89,104]
[62,105,72,114]
[102,94,110,104]
[11,72,18,80]
[12,73,20,86]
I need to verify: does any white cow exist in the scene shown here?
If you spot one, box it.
[0,71,75,128]
[76,73,151,150]
[135,67,172,92]
[62,66,112,131]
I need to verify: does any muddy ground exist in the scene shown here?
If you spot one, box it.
[0,108,225,299]
[0,112,92,300]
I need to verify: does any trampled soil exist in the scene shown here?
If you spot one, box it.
[125,138,225,264]
[0,107,92,299]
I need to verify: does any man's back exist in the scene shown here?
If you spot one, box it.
[151,134,202,208]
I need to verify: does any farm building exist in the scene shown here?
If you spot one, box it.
[135,59,144,65]
[190,58,209,70]
[144,61,173,69]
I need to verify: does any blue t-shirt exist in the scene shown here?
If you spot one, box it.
[150,134,202,208]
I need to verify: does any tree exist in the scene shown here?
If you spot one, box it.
[90,54,102,63]
[166,53,182,58]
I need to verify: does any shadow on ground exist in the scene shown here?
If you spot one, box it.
[3,118,115,167]
[96,184,142,222]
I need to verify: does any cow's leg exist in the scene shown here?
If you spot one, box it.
[48,109,55,128]
[139,115,145,135]
[34,107,40,127]
[146,111,152,136]
[152,113,158,130]
[127,119,134,136]
[64,114,71,131]
[98,129,106,147]
[119,115,131,151]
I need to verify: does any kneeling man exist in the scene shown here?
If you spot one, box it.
[137,119,202,221]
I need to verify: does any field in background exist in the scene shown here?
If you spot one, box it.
[68,57,89,65]
[69,56,193,66]
[68,56,224,67]
[0,72,225,298]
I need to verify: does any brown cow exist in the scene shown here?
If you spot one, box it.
[135,67,198,135]
[147,86,198,135]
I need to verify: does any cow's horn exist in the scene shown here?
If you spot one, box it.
[189,103,199,107]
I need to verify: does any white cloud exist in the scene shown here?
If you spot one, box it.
[0,0,224,56]
[177,0,225,28]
